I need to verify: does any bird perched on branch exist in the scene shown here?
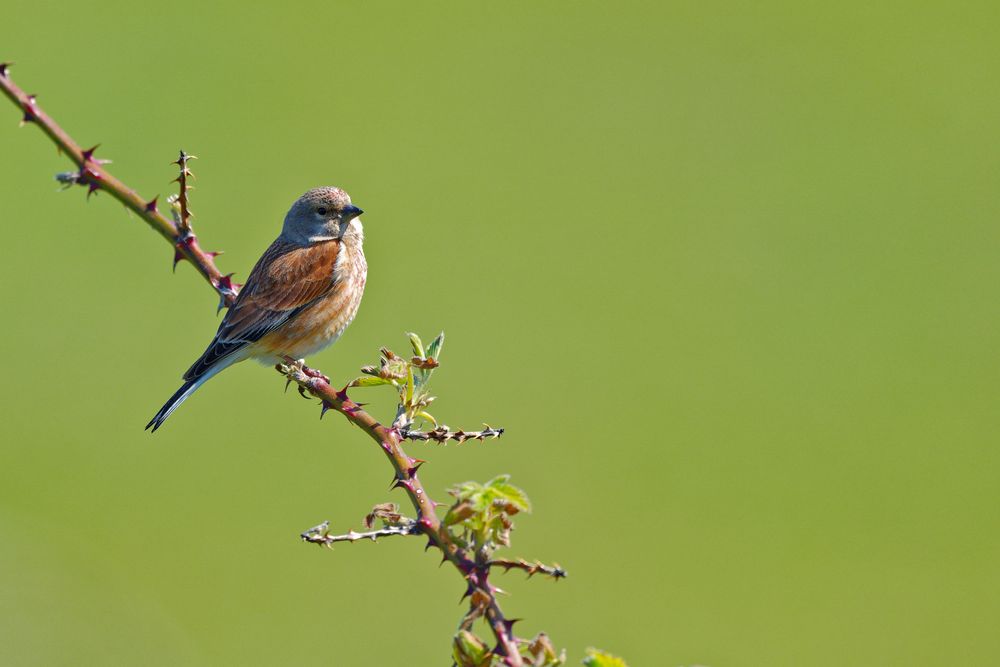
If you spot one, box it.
[147,186,367,431]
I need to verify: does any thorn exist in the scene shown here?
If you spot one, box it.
[320,401,334,419]
[502,619,521,634]
[391,478,413,493]
[86,180,99,199]
[334,387,350,402]
[206,250,223,258]
[0,62,11,78]
[405,459,425,478]
[172,236,195,272]
[81,144,99,162]
[21,94,36,123]
[217,273,237,292]
[297,385,310,399]
[145,196,158,213]
[425,538,435,552]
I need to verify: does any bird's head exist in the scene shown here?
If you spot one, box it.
[282,186,364,244]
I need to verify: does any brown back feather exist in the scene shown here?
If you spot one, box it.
[183,238,341,381]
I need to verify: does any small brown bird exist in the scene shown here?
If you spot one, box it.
[146,186,367,431]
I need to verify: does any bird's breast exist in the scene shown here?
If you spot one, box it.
[254,244,367,361]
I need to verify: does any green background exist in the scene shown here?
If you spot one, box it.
[2,2,999,665]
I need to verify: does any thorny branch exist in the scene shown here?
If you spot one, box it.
[489,558,568,581]
[300,520,420,547]
[171,150,195,235]
[279,359,526,663]
[0,64,238,308]
[0,63,561,666]
[402,425,506,444]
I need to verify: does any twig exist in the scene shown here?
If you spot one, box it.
[489,558,567,581]
[172,150,195,235]
[301,521,419,547]
[401,425,505,444]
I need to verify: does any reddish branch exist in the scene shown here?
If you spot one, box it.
[0,64,237,308]
[279,364,523,662]
[0,63,524,665]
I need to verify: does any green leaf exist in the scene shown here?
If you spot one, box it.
[582,648,628,667]
[486,474,511,486]
[443,500,476,526]
[348,376,394,388]
[416,411,438,427]
[405,331,425,358]
[485,475,532,513]
[526,633,566,665]
[449,481,483,500]
[405,365,415,405]
[426,331,445,362]
[453,630,491,667]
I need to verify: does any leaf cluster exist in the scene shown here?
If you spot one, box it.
[445,475,532,553]
[454,631,568,667]
[350,331,444,429]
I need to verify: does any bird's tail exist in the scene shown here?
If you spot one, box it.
[145,363,228,432]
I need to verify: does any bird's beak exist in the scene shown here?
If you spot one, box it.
[343,204,363,220]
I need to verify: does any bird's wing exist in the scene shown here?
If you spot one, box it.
[182,238,342,381]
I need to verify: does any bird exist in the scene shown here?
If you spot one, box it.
[146,186,367,432]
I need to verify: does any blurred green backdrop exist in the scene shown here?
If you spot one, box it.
[2,2,1000,665]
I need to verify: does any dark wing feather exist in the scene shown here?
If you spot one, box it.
[182,238,341,381]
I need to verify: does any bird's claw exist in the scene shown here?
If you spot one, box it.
[280,356,330,384]
[299,362,330,384]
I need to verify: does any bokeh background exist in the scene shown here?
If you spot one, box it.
[2,2,1000,665]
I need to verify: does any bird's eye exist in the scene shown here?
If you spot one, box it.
[317,207,328,216]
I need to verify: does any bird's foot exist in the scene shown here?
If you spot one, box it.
[281,356,330,384]
[302,366,330,384]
